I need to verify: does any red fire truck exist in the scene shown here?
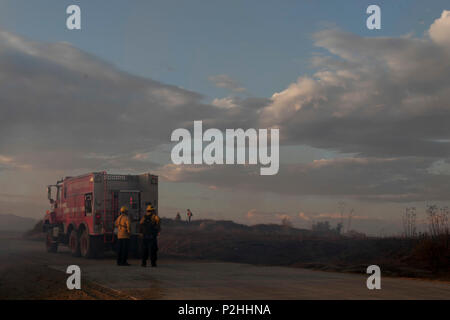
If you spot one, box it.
[43,172,158,258]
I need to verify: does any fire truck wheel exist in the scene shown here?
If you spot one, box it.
[69,230,81,257]
[45,230,58,253]
[80,230,93,258]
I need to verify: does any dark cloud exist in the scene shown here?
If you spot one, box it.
[0,30,227,169]
[0,30,267,172]
[158,157,450,202]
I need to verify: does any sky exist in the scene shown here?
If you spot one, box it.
[0,1,449,235]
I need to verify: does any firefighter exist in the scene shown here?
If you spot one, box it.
[115,206,131,266]
[187,209,193,223]
[140,205,161,267]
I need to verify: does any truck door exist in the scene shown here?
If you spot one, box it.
[118,191,141,234]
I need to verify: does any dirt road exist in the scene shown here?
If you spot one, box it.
[0,233,449,299]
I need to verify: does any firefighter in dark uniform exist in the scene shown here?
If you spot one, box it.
[140,205,161,267]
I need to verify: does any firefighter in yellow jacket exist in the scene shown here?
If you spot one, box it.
[140,205,161,267]
[115,206,131,266]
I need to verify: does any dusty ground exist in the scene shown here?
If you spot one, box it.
[0,233,131,300]
[0,233,449,300]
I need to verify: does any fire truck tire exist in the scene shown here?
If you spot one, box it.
[45,230,58,253]
[80,230,104,258]
[69,230,81,257]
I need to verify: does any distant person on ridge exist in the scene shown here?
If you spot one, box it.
[175,212,181,221]
[187,209,193,223]
[140,205,161,267]
[115,206,131,266]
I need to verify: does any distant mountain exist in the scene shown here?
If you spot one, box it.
[0,214,38,231]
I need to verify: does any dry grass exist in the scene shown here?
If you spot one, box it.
[158,218,449,280]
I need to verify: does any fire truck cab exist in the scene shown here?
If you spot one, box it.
[43,172,158,258]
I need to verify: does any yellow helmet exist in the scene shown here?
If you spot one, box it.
[120,206,128,214]
[146,205,155,212]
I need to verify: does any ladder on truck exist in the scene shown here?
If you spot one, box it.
[102,172,116,244]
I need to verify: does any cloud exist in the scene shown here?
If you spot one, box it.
[298,212,310,221]
[260,13,450,158]
[208,74,246,92]
[0,30,267,173]
[429,10,450,49]
[0,154,31,170]
[0,30,234,171]
[211,97,238,109]
[156,156,450,202]
[246,208,257,219]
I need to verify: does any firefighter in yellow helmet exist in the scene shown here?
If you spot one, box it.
[139,204,161,267]
[115,206,131,266]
